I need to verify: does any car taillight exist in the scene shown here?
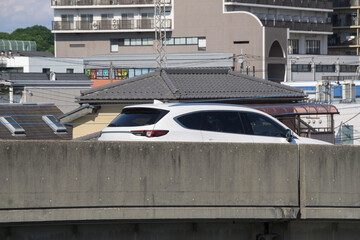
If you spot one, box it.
[131,130,169,138]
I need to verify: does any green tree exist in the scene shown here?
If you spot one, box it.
[0,32,10,40]
[0,25,54,53]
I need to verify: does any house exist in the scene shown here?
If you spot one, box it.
[62,68,339,142]
[0,72,93,113]
[60,67,307,138]
[0,103,72,140]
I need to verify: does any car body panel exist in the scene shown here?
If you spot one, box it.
[98,102,331,145]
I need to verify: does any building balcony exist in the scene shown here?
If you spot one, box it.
[225,0,333,9]
[333,0,360,8]
[333,19,358,27]
[52,19,171,32]
[260,20,332,32]
[51,0,171,7]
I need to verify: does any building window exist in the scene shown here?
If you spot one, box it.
[101,14,114,20]
[292,64,311,72]
[198,37,206,51]
[124,39,131,46]
[60,14,74,30]
[66,68,74,73]
[174,38,186,45]
[0,116,25,136]
[288,39,299,54]
[315,65,336,72]
[166,38,174,45]
[186,37,198,45]
[115,37,202,47]
[42,68,50,74]
[61,14,74,22]
[234,41,250,44]
[142,38,153,46]
[110,39,119,52]
[121,13,134,19]
[141,13,154,18]
[42,115,67,134]
[340,65,357,72]
[131,38,142,46]
[306,40,320,54]
[70,44,85,48]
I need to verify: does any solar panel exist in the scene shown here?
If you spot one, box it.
[0,116,26,136]
[42,115,67,134]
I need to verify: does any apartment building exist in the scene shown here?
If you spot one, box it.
[329,0,360,55]
[52,0,289,81]
[52,0,332,82]
[225,0,333,55]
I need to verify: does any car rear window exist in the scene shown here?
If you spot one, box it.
[108,108,169,127]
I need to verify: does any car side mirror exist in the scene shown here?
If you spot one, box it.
[286,129,293,143]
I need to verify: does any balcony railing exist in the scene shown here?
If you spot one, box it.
[52,19,170,31]
[51,0,171,6]
[260,20,332,32]
[225,0,333,9]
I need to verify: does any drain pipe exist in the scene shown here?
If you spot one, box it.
[9,86,14,104]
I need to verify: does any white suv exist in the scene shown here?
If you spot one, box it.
[98,102,330,144]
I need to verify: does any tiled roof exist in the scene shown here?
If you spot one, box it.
[0,104,72,140]
[0,73,89,81]
[78,68,305,103]
[0,72,92,87]
[0,73,49,81]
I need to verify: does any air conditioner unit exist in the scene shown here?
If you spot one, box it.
[342,80,356,103]
[92,22,98,29]
[257,234,281,240]
[316,80,331,103]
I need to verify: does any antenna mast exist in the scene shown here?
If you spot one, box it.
[154,0,167,68]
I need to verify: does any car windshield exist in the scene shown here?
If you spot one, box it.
[108,108,169,127]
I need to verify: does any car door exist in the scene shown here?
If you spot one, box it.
[241,112,294,144]
[200,111,254,143]
[174,111,205,142]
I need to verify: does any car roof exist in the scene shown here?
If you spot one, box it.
[124,102,260,113]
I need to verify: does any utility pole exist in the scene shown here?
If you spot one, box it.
[154,0,167,68]
[110,61,113,83]
[310,57,316,82]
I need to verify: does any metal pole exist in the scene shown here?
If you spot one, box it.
[311,58,316,82]
[110,61,113,83]
[154,0,167,68]
[9,86,14,104]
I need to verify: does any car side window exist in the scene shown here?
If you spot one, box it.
[201,111,245,134]
[176,112,202,130]
[243,112,287,138]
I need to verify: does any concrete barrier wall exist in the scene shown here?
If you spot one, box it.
[0,141,359,223]
[0,141,298,208]
[301,145,360,207]
[300,145,360,219]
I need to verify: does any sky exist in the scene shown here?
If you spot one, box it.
[0,0,53,33]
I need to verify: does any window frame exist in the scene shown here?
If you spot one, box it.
[306,40,321,54]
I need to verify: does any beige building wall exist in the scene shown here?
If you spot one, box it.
[72,105,124,139]
[54,0,287,79]
[24,88,89,113]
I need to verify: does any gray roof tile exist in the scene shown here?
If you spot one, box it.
[78,68,304,103]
